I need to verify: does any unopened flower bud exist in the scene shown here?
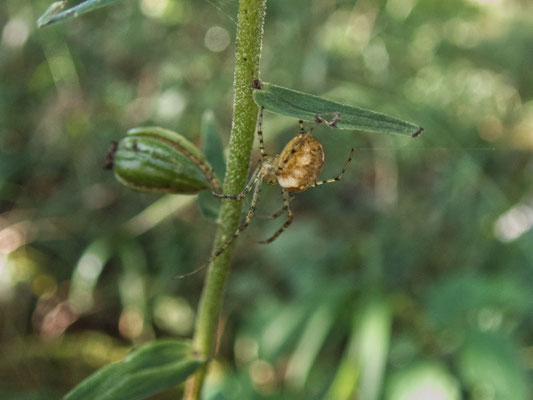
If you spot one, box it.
[107,127,220,194]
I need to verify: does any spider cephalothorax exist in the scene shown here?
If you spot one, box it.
[178,107,353,277]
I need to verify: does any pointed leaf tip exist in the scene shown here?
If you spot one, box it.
[37,1,67,27]
[412,127,424,138]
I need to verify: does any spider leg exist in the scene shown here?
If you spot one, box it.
[212,166,260,200]
[312,148,354,187]
[176,178,263,278]
[315,112,340,128]
[299,120,305,133]
[257,106,268,158]
[257,193,294,219]
[259,189,293,244]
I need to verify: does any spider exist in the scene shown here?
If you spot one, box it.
[177,107,354,278]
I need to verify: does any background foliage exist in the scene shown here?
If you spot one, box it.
[1,0,532,399]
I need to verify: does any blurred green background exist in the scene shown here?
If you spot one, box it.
[1,0,532,399]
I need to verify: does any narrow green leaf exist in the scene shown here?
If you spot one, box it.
[253,82,423,137]
[69,238,113,314]
[37,0,125,28]
[325,297,391,400]
[285,304,335,390]
[63,340,205,400]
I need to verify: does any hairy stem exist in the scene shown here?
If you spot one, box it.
[183,0,267,398]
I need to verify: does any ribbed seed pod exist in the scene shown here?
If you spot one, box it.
[107,127,221,194]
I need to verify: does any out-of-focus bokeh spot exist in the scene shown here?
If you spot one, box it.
[140,0,169,18]
[204,26,230,52]
[386,362,460,400]
[234,335,259,365]
[249,359,276,395]
[119,307,145,339]
[155,88,186,121]
[385,0,416,21]
[494,200,533,242]
[2,18,30,48]
[153,295,194,336]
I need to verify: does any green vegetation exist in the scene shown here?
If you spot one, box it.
[1,0,532,399]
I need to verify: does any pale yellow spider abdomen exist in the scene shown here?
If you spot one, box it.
[276,134,325,192]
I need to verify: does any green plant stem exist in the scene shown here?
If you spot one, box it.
[183,0,267,398]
